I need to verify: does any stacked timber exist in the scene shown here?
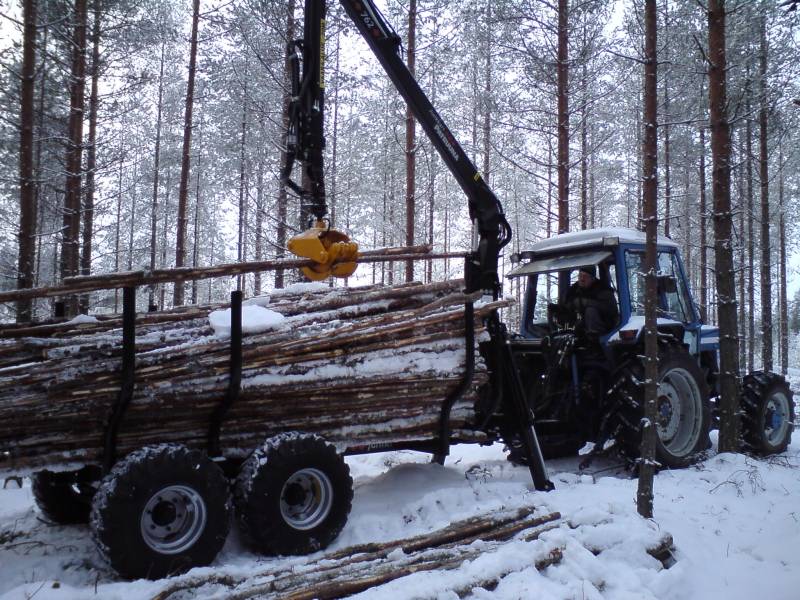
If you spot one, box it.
[0,280,507,472]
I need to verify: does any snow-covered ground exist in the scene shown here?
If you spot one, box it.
[2,418,799,600]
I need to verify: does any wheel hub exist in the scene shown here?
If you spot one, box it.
[151,500,177,527]
[656,385,681,442]
[764,393,791,445]
[657,396,674,425]
[140,485,207,555]
[280,468,333,531]
[653,366,704,458]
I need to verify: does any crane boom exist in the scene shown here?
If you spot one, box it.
[339,0,511,298]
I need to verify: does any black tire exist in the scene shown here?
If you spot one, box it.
[611,343,711,468]
[32,466,99,524]
[234,432,353,556]
[741,371,795,455]
[90,444,232,580]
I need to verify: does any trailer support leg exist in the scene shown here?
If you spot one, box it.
[433,300,475,465]
[103,286,137,474]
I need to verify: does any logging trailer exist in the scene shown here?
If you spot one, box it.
[0,0,794,582]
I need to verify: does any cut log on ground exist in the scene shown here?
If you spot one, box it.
[0,280,507,473]
[150,508,564,600]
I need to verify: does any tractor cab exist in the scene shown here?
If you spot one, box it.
[508,228,712,357]
[502,228,723,465]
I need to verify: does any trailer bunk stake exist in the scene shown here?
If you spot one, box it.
[208,290,243,457]
[103,286,137,473]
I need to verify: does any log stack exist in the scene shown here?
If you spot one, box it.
[0,280,506,473]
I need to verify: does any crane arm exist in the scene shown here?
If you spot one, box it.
[338,0,511,298]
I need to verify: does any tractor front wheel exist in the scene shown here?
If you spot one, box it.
[741,371,794,455]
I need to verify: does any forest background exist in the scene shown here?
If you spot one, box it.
[1,0,799,374]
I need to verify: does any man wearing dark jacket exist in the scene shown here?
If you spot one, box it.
[562,265,618,338]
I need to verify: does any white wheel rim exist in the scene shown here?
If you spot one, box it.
[764,391,791,446]
[140,485,207,554]
[279,468,333,531]
[656,367,703,457]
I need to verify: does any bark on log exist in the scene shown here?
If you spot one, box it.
[150,509,562,600]
[0,246,465,304]
[0,280,507,472]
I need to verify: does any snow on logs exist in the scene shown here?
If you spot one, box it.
[0,280,508,472]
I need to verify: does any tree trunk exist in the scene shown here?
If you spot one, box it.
[758,9,772,371]
[149,41,166,311]
[737,132,747,370]
[237,67,249,292]
[589,124,596,228]
[127,160,138,272]
[33,8,49,289]
[60,0,88,316]
[173,0,200,307]
[708,0,740,453]
[580,21,588,231]
[275,0,295,290]
[557,0,569,299]
[113,138,123,313]
[427,15,440,285]
[663,84,671,237]
[80,0,101,314]
[557,0,569,235]
[404,0,417,283]
[778,140,787,375]
[547,142,553,301]
[638,0,658,520]
[745,70,755,373]
[482,2,492,183]
[682,150,691,278]
[662,2,671,238]
[17,0,38,322]
[254,124,265,296]
[159,173,171,310]
[191,100,206,306]
[699,124,707,322]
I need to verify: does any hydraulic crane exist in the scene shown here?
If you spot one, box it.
[284,0,553,491]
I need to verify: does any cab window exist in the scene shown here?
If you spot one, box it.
[625,250,694,323]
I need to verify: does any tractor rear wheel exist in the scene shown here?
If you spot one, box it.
[612,343,710,468]
[741,371,794,455]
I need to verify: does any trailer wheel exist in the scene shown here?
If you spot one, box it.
[741,371,795,455]
[32,466,99,524]
[612,343,711,468]
[90,444,231,580]
[234,432,353,556]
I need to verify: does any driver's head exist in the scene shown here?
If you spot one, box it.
[577,266,596,289]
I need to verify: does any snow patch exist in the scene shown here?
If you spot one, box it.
[63,314,99,325]
[280,282,331,295]
[208,305,286,337]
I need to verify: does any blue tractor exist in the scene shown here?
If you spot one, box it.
[502,228,795,467]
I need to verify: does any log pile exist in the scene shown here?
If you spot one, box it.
[151,508,565,600]
[0,280,507,472]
